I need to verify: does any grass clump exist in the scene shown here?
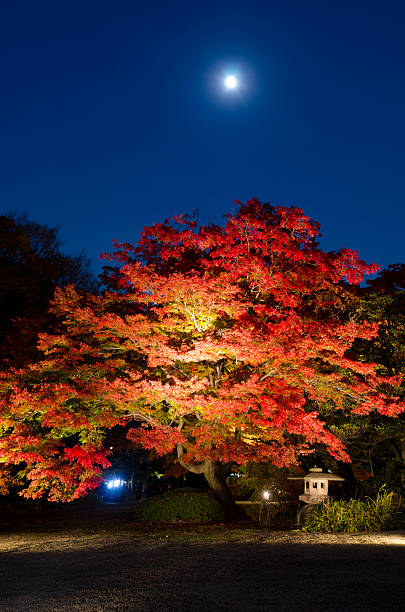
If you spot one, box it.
[133,487,227,522]
[302,488,405,533]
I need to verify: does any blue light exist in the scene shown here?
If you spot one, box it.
[106,478,123,489]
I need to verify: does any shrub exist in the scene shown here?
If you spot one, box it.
[133,487,227,522]
[302,488,405,533]
[229,462,302,503]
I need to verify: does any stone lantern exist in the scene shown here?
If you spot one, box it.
[289,467,345,503]
[288,467,345,524]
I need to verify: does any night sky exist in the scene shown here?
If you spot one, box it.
[1,1,404,275]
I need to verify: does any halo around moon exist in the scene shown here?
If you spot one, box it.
[224,75,238,89]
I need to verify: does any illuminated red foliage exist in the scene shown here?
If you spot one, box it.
[1,199,402,500]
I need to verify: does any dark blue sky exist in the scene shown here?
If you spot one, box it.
[1,0,404,275]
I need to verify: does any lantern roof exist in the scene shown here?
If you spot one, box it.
[288,467,345,482]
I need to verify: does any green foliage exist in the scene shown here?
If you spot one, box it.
[227,463,301,526]
[375,457,405,494]
[302,488,405,532]
[133,487,227,522]
[229,462,302,503]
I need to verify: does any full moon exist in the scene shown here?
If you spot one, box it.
[224,75,238,89]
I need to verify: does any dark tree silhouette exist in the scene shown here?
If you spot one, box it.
[0,212,97,367]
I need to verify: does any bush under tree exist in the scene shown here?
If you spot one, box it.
[133,487,227,522]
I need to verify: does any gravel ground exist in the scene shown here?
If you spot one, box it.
[1,508,405,611]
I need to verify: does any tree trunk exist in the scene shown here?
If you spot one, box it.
[399,442,405,490]
[176,444,237,515]
[201,460,235,509]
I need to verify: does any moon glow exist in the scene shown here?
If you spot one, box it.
[224,75,238,89]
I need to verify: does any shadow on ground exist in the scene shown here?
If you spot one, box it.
[1,504,405,611]
[1,536,405,611]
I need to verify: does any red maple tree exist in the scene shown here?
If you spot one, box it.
[1,200,403,503]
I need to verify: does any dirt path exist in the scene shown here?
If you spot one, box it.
[1,527,405,611]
